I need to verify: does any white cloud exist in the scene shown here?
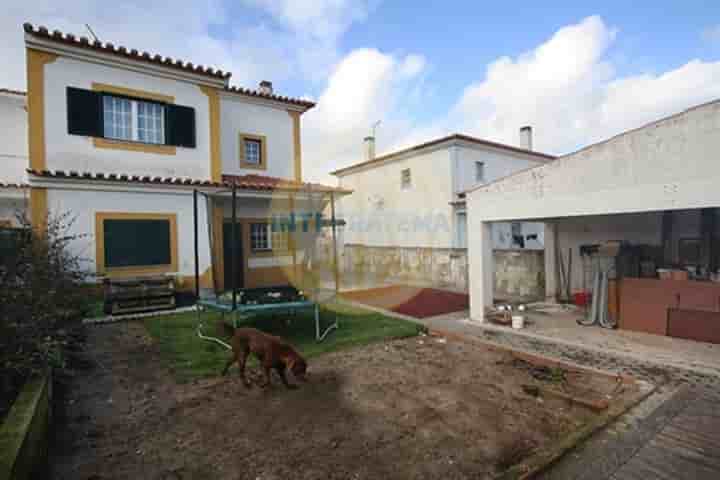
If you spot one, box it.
[302,49,428,182]
[242,0,374,40]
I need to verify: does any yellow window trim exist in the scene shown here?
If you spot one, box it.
[92,82,175,103]
[27,49,58,171]
[92,138,176,155]
[95,212,178,278]
[287,110,302,181]
[91,83,177,156]
[239,133,268,170]
[199,86,221,182]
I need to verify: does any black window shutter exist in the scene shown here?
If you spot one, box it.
[67,87,103,137]
[165,104,196,148]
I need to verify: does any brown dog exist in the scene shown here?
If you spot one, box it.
[222,326,307,389]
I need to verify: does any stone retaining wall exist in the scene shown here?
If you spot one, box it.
[0,373,52,480]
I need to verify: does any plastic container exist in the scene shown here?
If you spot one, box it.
[573,291,590,307]
[512,315,524,329]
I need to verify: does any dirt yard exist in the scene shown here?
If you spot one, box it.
[51,322,644,479]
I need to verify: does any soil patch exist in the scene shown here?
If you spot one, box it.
[51,322,642,479]
[342,286,469,318]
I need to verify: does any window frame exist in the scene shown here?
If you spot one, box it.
[90,83,178,155]
[401,168,412,190]
[102,94,166,145]
[475,161,485,183]
[95,212,178,277]
[249,222,290,253]
[239,133,268,170]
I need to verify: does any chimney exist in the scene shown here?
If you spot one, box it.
[519,126,533,151]
[363,136,375,162]
[258,80,273,95]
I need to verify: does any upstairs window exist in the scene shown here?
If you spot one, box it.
[244,139,262,165]
[475,161,485,183]
[102,96,165,144]
[401,168,411,190]
[66,86,196,148]
[239,133,267,169]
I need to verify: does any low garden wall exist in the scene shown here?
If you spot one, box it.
[0,372,52,480]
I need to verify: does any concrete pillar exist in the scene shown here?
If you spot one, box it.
[543,221,558,302]
[468,220,493,322]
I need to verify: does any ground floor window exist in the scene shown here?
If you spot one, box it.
[250,222,290,252]
[96,212,177,274]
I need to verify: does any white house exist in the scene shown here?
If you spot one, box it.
[2,23,347,293]
[331,132,554,294]
[0,88,29,227]
[466,99,720,343]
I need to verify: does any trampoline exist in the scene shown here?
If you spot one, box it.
[191,182,345,346]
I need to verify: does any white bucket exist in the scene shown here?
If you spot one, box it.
[512,315,524,329]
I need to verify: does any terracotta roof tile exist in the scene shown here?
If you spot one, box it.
[27,169,349,194]
[0,88,26,96]
[24,23,230,81]
[0,180,28,189]
[224,86,315,109]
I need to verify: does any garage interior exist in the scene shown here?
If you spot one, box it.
[544,207,720,344]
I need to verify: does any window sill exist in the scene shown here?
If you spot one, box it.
[100,264,176,278]
[93,137,177,155]
[240,162,267,170]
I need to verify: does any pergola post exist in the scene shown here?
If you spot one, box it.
[468,220,494,322]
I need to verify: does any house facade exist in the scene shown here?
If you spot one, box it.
[5,23,346,293]
[331,133,554,294]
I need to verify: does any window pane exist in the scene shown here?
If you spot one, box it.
[103,96,133,140]
[104,219,171,267]
[136,100,164,145]
[244,139,262,165]
[250,223,270,250]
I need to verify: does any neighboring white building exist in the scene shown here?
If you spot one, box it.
[1,23,347,292]
[331,132,554,293]
[0,89,29,228]
[466,100,720,341]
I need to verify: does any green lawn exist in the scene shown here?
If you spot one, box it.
[143,302,424,383]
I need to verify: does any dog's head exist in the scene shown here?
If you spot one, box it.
[288,356,308,381]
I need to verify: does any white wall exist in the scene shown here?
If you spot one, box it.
[0,93,28,184]
[47,186,211,277]
[467,101,720,221]
[454,144,542,194]
[219,94,294,180]
[493,222,545,250]
[44,57,212,179]
[337,148,454,249]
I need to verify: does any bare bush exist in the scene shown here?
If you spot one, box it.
[0,210,89,416]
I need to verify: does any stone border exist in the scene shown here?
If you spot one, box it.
[0,372,52,480]
[82,305,197,325]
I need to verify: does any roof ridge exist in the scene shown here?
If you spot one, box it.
[331,132,556,176]
[224,85,315,109]
[23,22,230,81]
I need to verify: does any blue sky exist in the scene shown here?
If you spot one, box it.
[3,1,720,181]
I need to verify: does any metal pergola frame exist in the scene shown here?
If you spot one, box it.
[192,182,344,345]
